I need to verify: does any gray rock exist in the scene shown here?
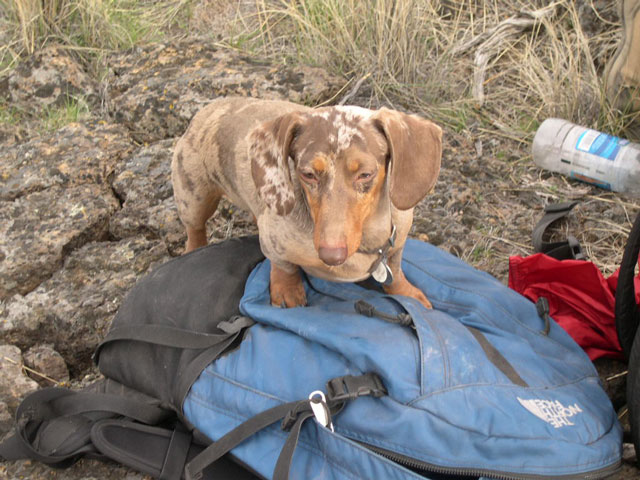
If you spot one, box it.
[106,39,343,143]
[0,400,11,436]
[0,237,169,373]
[0,121,137,300]
[3,46,99,112]
[0,121,134,201]
[109,139,186,254]
[0,345,39,410]
[23,344,70,387]
[0,185,120,300]
[0,123,29,147]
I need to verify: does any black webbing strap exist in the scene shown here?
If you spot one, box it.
[94,324,235,360]
[466,326,528,388]
[184,373,386,480]
[184,400,302,480]
[272,411,315,480]
[532,201,585,260]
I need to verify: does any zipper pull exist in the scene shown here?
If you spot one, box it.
[308,390,334,432]
[354,300,413,327]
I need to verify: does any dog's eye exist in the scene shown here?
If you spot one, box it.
[357,172,374,182]
[299,170,318,184]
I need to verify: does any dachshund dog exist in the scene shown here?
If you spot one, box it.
[172,97,442,308]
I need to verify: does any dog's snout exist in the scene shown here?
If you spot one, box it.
[318,246,348,266]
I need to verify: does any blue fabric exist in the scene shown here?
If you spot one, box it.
[184,239,622,479]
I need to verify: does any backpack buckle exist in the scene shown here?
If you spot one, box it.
[326,373,387,403]
[567,236,586,261]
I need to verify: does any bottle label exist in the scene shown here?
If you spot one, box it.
[576,130,628,160]
[569,171,612,190]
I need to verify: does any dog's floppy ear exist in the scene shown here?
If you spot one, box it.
[373,108,442,210]
[249,112,304,215]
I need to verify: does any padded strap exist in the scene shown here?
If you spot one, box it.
[532,201,585,260]
[50,392,168,424]
[0,432,38,462]
[0,387,170,467]
[160,427,193,480]
[91,419,260,480]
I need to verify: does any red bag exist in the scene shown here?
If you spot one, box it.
[508,253,629,361]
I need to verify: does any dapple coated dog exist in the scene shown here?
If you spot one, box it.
[171,97,442,309]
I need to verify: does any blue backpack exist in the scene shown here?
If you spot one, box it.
[183,239,622,479]
[1,237,622,479]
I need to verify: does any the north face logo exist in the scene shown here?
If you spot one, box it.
[517,397,583,428]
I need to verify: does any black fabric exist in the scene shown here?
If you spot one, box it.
[627,326,640,464]
[90,419,261,480]
[97,325,234,351]
[615,211,640,358]
[1,237,265,479]
[532,201,585,260]
[0,381,169,468]
[96,236,264,412]
[160,428,192,479]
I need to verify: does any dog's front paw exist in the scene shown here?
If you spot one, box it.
[270,264,307,308]
[384,274,432,309]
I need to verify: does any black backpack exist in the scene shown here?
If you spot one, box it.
[616,210,640,460]
[0,236,266,479]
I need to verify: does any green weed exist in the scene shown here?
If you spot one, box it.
[40,96,90,132]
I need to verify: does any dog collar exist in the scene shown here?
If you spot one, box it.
[368,224,396,286]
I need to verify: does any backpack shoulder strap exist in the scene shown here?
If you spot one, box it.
[0,383,170,467]
[0,382,260,479]
[93,318,252,360]
[532,201,585,260]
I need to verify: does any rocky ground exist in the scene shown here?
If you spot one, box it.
[1,38,639,478]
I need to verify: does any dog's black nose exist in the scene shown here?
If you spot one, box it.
[318,246,348,266]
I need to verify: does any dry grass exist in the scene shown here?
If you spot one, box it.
[2,0,636,141]
[217,0,638,143]
[0,0,192,75]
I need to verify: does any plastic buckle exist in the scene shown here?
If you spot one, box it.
[281,410,298,431]
[567,236,585,261]
[326,373,387,403]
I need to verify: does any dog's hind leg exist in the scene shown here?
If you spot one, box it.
[172,144,225,253]
[181,187,224,253]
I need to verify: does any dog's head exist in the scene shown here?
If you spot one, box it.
[250,106,442,266]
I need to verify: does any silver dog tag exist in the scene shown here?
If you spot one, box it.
[371,258,393,285]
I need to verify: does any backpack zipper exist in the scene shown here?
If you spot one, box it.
[357,440,621,480]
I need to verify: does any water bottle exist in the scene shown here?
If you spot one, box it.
[532,118,640,195]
